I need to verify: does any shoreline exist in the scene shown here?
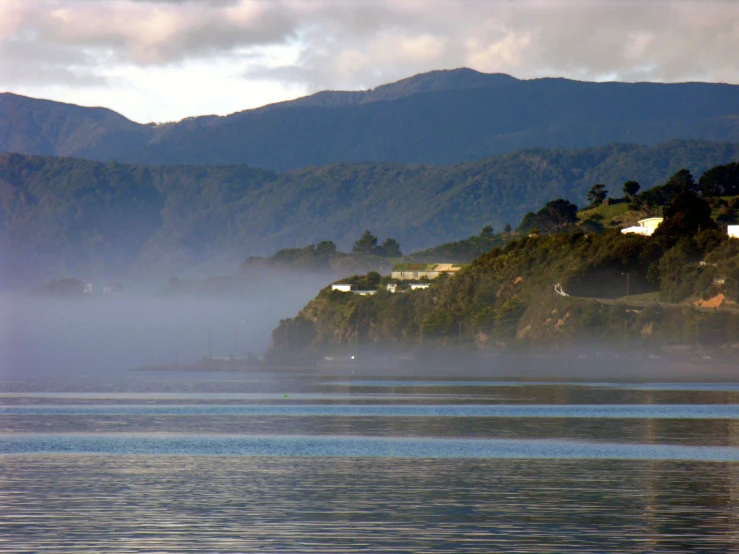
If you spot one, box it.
[132,354,739,383]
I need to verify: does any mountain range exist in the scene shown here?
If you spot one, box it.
[2,68,739,171]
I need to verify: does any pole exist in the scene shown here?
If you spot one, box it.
[626,272,630,299]
[458,321,463,345]
[207,329,212,370]
[234,328,238,359]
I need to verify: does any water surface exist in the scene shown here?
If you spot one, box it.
[3,372,739,552]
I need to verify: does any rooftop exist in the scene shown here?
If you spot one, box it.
[392,263,467,272]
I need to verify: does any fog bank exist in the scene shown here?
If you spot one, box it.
[0,269,332,379]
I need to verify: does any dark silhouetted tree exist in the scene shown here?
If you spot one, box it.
[668,168,697,192]
[379,238,402,257]
[315,240,337,257]
[366,271,382,287]
[623,180,640,198]
[653,191,717,242]
[352,230,378,255]
[518,199,579,234]
[699,162,739,197]
[587,184,608,206]
[636,168,698,209]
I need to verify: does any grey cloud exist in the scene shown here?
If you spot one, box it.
[39,2,300,65]
[287,0,739,90]
[1,0,739,94]
[0,1,301,72]
[0,38,109,88]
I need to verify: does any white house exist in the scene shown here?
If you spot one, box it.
[331,284,378,295]
[331,284,356,292]
[621,217,664,236]
[410,283,430,290]
[728,225,739,239]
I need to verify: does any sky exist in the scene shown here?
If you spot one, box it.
[1,0,738,124]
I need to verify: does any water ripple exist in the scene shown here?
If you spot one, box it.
[3,403,739,418]
[4,434,739,461]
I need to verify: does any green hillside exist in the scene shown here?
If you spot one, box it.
[2,140,739,286]
[268,187,739,363]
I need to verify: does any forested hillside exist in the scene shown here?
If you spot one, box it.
[1,139,738,287]
[270,186,739,362]
[2,69,739,170]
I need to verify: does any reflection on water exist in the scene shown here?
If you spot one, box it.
[335,380,739,392]
[5,434,739,461]
[2,373,739,552]
[4,403,739,418]
[3,456,739,552]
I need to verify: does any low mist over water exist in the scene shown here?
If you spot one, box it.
[0,269,331,378]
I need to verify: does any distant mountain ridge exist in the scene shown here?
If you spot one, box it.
[2,139,738,288]
[2,69,739,170]
[261,68,519,109]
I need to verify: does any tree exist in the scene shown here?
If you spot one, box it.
[378,237,402,257]
[352,230,378,255]
[504,223,512,234]
[623,180,640,198]
[366,271,382,287]
[699,162,739,197]
[587,184,608,206]
[518,199,579,234]
[668,168,697,193]
[638,168,698,209]
[653,190,718,241]
[315,240,337,258]
[480,225,494,238]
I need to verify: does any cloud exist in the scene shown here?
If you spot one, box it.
[1,0,738,119]
[239,0,739,91]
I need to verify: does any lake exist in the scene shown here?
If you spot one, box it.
[2,370,739,552]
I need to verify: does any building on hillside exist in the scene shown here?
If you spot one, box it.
[331,283,377,295]
[410,283,430,290]
[728,225,739,238]
[621,217,664,236]
[391,263,466,280]
[331,284,356,292]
